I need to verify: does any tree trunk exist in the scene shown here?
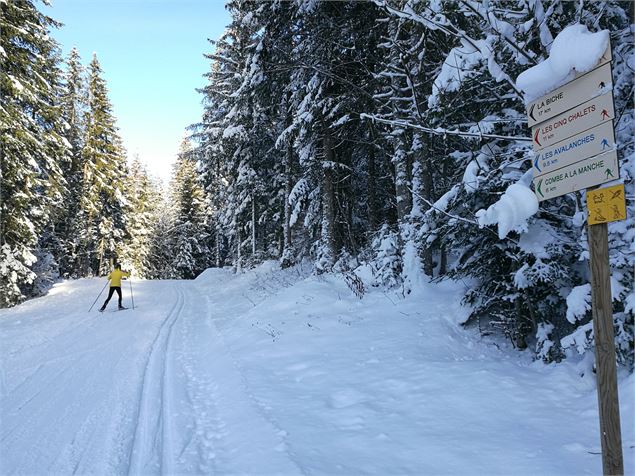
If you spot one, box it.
[236,226,241,272]
[252,197,257,257]
[393,141,411,222]
[321,131,337,269]
[367,125,381,231]
[281,143,294,268]
[215,227,220,268]
[439,243,447,276]
[421,160,434,276]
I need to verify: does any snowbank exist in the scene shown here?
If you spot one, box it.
[517,24,609,102]
[476,183,539,239]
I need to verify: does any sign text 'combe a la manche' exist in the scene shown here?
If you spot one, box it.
[534,149,618,201]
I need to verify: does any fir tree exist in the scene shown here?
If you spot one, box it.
[0,0,69,306]
[168,139,211,279]
[122,156,162,277]
[56,46,87,277]
[77,53,129,276]
[190,0,633,364]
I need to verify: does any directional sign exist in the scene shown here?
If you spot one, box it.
[527,62,613,127]
[532,121,615,177]
[533,149,619,201]
[587,184,627,225]
[532,92,614,150]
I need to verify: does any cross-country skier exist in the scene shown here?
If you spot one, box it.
[99,264,130,312]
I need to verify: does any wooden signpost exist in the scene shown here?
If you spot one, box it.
[526,41,624,476]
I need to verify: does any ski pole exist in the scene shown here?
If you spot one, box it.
[89,281,109,312]
[129,278,135,310]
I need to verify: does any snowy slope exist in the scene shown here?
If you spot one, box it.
[1,264,633,475]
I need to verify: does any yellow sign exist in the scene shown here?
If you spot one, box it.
[587,184,627,225]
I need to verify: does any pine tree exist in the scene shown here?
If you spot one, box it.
[122,156,162,277]
[56,46,87,277]
[188,0,633,364]
[168,139,211,279]
[77,54,129,276]
[0,0,69,306]
[145,197,174,279]
[193,26,242,269]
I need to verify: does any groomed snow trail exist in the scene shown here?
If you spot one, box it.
[0,278,300,475]
[1,266,633,475]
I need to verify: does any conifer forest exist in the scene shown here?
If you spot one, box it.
[1,0,633,367]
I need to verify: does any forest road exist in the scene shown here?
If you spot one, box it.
[0,278,301,475]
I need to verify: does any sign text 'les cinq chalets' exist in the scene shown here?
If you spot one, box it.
[531,91,615,151]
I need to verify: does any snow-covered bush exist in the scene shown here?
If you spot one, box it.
[0,245,37,308]
[535,322,559,363]
[370,225,403,289]
[28,251,60,298]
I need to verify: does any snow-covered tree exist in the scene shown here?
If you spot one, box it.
[121,157,162,277]
[167,139,212,279]
[189,0,633,364]
[77,54,129,276]
[55,46,87,277]
[0,0,69,306]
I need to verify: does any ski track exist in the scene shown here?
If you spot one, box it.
[0,277,304,474]
[127,284,184,475]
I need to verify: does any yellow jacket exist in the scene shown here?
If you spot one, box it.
[108,269,130,287]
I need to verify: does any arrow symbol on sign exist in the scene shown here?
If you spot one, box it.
[601,109,610,119]
[529,104,536,122]
[536,179,544,198]
[534,128,542,147]
[534,155,542,173]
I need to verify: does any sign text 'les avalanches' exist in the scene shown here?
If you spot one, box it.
[532,121,615,177]
[526,46,613,128]
[532,92,614,150]
[533,150,618,201]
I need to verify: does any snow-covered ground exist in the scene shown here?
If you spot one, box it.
[1,262,633,475]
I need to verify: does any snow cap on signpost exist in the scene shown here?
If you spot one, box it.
[516,24,610,102]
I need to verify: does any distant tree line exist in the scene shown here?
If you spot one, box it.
[1,0,212,306]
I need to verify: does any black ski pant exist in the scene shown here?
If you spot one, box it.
[102,286,122,308]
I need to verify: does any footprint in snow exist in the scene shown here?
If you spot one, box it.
[328,388,369,409]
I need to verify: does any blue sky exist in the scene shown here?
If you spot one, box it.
[45,0,231,183]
